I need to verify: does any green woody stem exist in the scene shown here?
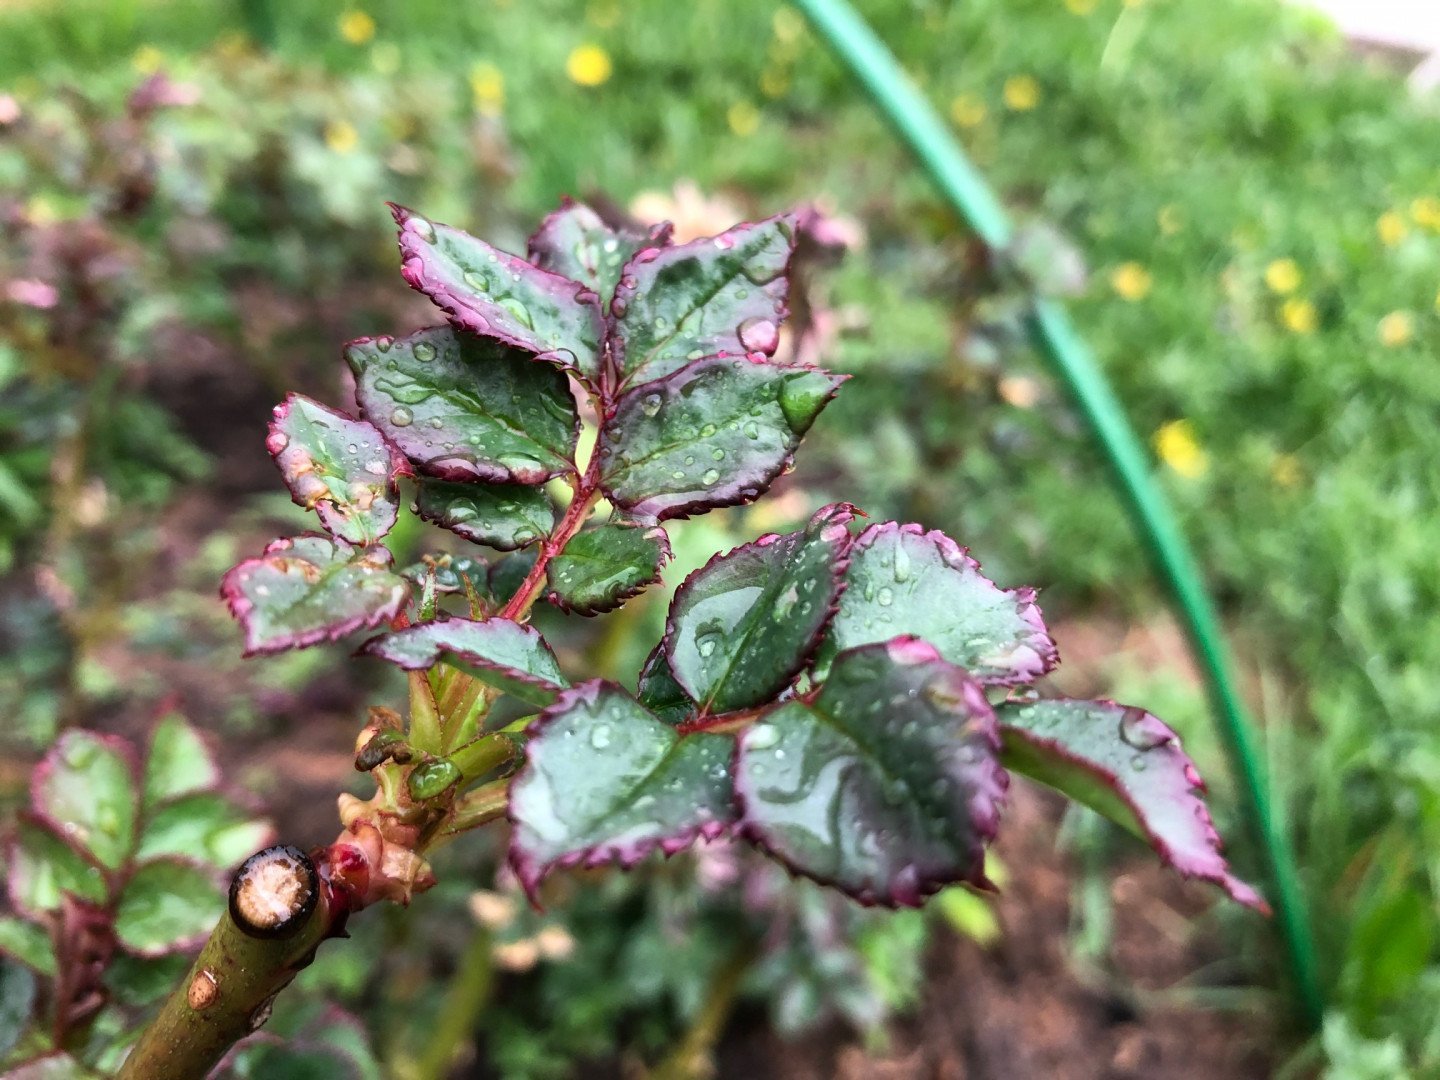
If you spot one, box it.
[117,847,341,1080]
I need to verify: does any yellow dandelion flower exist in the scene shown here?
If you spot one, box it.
[1003,75,1041,112]
[1264,258,1302,295]
[950,93,987,128]
[586,0,621,29]
[131,45,164,75]
[1157,205,1181,236]
[1110,261,1152,301]
[470,62,505,115]
[1280,298,1317,335]
[760,67,790,98]
[1411,196,1440,230]
[1270,453,1302,489]
[1378,310,1414,347]
[773,5,805,43]
[727,101,761,137]
[566,44,612,87]
[1065,0,1098,13]
[338,10,376,45]
[1377,211,1408,247]
[324,119,359,154]
[1154,420,1207,479]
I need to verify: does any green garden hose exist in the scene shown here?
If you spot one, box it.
[794,0,1324,1029]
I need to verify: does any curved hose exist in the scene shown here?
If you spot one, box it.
[794,0,1323,1028]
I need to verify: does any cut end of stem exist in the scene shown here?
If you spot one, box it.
[229,845,319,938]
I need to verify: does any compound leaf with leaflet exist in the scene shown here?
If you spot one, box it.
[507,682,735,897]
[736,638,1006,907]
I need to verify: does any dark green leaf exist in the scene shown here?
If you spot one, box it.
[0,959,36,1060]
[105,953,191,1007]
[736,638,1005,907]
[0,920,54,978]
[823,522,1057,686]
[415,478,554,550]
[31,730,137,870]
[221,534,410,656]
[488,549,537,603]
[392,203,605,384]
[144,712,219,808]
[5,817,108,916]
[361,617,569,707]
[996,698,1265,909]
[599,357,843,521]
[635,646,694,727]
[508,682,735,897]
[546,522,670,615]
[114,859,224,956]
[664,503,853,712]
[608,212,798,391]
[267,394,410,545]
[527,199,671,298]
[346,326,579,485]
[137,793,274,869]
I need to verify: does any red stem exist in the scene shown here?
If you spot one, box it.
[499,457,602,622]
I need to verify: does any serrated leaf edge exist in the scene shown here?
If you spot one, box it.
[544,523,673,616]
[506,681,734,902]
[851,520,1059,686]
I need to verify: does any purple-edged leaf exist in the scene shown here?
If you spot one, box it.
[736,638,1006,907]
[823,523,1057,686]
[32,730,138,870]
[0,917,55,977]
[137,794,275,870]
[664,503,853,712]
[635,645,695,727]
[144,712,219,809]
[266,393,410,545]
[527,198,672,299]
[415,478,554,550]
[507,682,735,897]
[599,356,844,521]
[996,698,1267,911]
[609,212,799,391]
[391,203,605,383]
[347,326,579,485]
[361,617,569,707]
[114,858,224,956]
[221,535,410,657]
[6,817,108,917]
[546,522,670,615]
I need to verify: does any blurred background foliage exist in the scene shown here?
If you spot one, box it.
[1,0,1438,1075]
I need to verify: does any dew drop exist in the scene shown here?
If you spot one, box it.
[743,421,760,439]
[463,270,489,293]
[1118,707,1170,751]
[390,407,414,427]
[702,468,720,486]
[747,723,780,751]
[375,335,393,352]
[641,393,663,418]
[736,316,779,353]
[407,215,437,243]
[590,725,612,750]
[893,543,912,583]
[876,586,894,607]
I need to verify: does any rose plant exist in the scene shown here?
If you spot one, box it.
[5,199,1263,1078]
